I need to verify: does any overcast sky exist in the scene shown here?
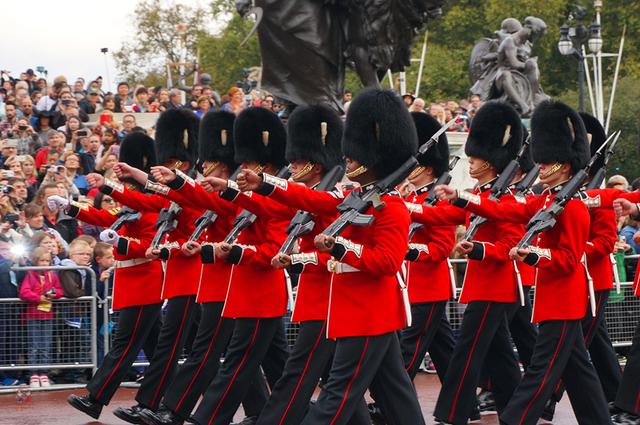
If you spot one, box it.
[0,0,216,92]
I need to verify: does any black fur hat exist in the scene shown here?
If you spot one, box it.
[412,112,449,176]
[154,108,199,165]
[530,101,590,173]
[579,112,606,178]
[286,104,344,172]
[233,107,287,167]
[464,100,523,173]
[342,87,418,179]
[198,110,237,169]
[119,131,157,173]
[518,124,535,172]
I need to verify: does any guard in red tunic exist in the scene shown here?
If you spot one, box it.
[64,132,164,420]
[543,112,623,420]
[101,109,204,424]
[163,107,290,425]
[409,101,524,425]
[239,88,426,425]
[436,100,612,425]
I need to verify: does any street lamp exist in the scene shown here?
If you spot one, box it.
[588,22,603,53]
[558,16,589,112]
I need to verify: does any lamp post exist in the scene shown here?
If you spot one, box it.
[557,22,588,112]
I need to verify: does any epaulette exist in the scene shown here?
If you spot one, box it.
[69,200,90,211]
[108,208,120,215]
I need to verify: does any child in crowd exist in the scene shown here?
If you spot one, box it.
[18,247,62,388]
[93,242,114,365]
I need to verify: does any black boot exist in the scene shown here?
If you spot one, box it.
[67,394,103,419]
[540,399,556,422]
[114,404,147,424]
[139,407,185,425]
[612,412,640,425]
[230,417,258,425]
[368,402,387,425]
[477,389,496,413]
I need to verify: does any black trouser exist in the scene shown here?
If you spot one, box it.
[136,295,197,410]
[428,312,457,383]
[614,319,640,415]
[87,303,162,405]
[162,302,235,418]
[500,320,611,425]
[480,286,537,391]
[550,290,622,403]
[434,301,521,425]
[256,320,370,425]
[192,317,286,425]
[401,301,449,380]
[300,332,425,425]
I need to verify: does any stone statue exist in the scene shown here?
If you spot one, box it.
[469,16,549,116]
[236,0,445,111]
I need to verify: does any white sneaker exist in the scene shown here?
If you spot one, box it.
[39,375,51,387]
[29,375,40,388]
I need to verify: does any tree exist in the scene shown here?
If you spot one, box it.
[112,0,211,84]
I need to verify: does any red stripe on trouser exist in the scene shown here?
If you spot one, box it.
[448,303,492,423]
[329,337,370,425]
[635,391,640,415]
[518,321,568,425]
[96,306,143,399]
[406,304,436,373]
[208,320,262,425]
[150,299,193,407]
[175,315,224,411]
[278,322,327,425]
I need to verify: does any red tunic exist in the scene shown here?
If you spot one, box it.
[455,188,591,322]
[167,175,288,318]
[405,185,456,303]
[585,207,616,292]
[263,178,409,339]
[407,185,521,304]
[67,201,163,310]
[101,180,202,299]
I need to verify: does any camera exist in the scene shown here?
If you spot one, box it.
[77,129,89,137]
[0,185,14,194]
[18,125,27,131]
[61,99,71,106]
[4,213,19,229]
[44,289,55,297]
[101,47,108,53]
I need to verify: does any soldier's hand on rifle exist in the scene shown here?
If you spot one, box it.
[613,198,638,218]
[455,240,474,256]
[237,169,262,192]
[271,253,291,269]
[314,234,335,253]
[435,185,457,202]
[215,242,232,260]
[86,173,105,189]
[201,177,228,193]
[145,247,161,260]
[182,241,202,256]
[509,247,530,263]
[113,162,134,180]
[151,166,176,184]
[99,229,120,246]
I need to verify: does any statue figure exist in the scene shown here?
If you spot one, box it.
[469,16,549,116]
[235,0,444,111]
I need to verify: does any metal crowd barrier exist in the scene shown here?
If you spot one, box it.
[0,266,97,392]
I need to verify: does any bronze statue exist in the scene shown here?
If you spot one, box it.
[236,0,445,111]
[469,16,549,117]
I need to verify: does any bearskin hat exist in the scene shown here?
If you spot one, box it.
[530,101,590,173]
[412,112,449,177]
[119,131,157,173]
[342,87,418,179]
[579,112,607,178]
[465,101,523,173]
[286,104,344,172]
[154,108,199,165]
[233,107,287,168]
[198,110,237,170]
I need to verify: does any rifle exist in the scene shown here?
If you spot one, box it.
[322,119,450,238]
[513,165,540,196]
[585,131,621,190]
[109,207,141,231]
[152,201,182,259]
[409,147,465,239]
[279,165,345,255]
[463,135,532,242]
[221,166,292,245]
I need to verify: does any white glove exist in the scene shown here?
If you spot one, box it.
[47,195,69,211]
[99,229,120,246]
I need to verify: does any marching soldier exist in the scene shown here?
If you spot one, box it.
[62,132,164,420]
[408,101,523,424]
[237,88,426,425]
[436,100,612,425]
[95,109,204,424]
